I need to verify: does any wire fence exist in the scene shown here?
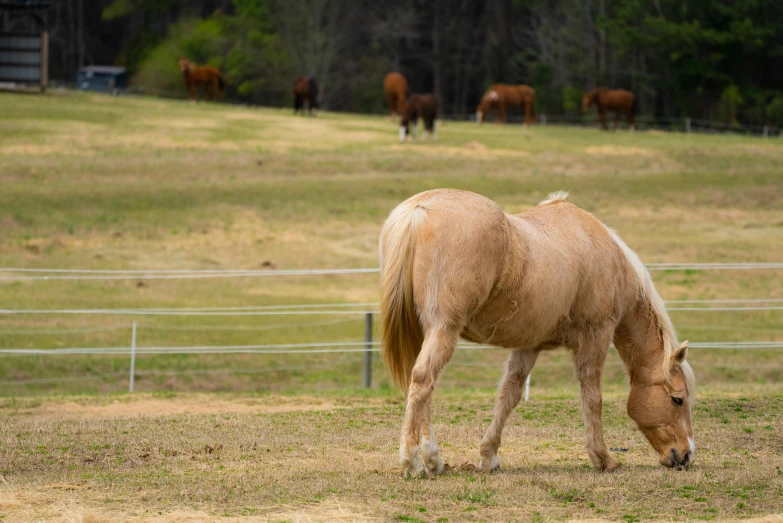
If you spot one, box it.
[1,263,782,282]
[26,82,783,138]
[1,262,781,394]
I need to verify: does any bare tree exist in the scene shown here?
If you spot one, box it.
[269,0,359,108]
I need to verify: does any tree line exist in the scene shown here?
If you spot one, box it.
[25,0,783,126]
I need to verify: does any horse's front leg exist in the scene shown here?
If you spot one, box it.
[400,327,458,478]
[479,349,539,472]
[613,111,620,131]
[573,337,619,472]
[599,110,608,130]
[418,401,445,475]
[497,103,507,125]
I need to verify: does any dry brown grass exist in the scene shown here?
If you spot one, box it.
[1,391,782,521]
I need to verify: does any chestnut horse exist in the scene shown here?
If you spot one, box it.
[384,72,408,120]
[399,94,438,142]
[582,88,635,130]
[476,84,536,126]
[380,189,695,478]
[293,76,319,116]
[178,58,225,102]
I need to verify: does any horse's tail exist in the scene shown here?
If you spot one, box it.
[308,77,319,108]
[380,201,427,391]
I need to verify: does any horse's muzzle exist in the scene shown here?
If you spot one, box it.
[662,448,692,470]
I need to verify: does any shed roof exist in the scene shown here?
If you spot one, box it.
[0,1,53,8]
[79,66,127,75]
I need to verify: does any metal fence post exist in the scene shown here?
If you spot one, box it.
[685,117,691,134]
[129,321,137,393]
[524,373,531,402]
[763,126,769,138]
[363,312,373,388]
[540,114,547,125]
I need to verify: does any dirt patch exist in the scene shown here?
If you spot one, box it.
[0,144,92,156]
[265,501,382,522]
[462,140,488,152]
[730,143,783,156]
[386,143,528,157]
[584,145,654,156]
[19,395,346,419]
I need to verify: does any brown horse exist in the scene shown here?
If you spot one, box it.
[476,84,536,126]
[384,72,408,120]
[293,76,319,116]
[178,58,225,102]
[400,94,438,142]
[582,88,635,130]
[380,189,695,478]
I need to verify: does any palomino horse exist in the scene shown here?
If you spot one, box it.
[178,58,225,102]
[293,76,319,116]
[476,84,536,126]
[400,94,438,142]
[582,88,635,130]
[380,189,695,477]
[384,72,408,120]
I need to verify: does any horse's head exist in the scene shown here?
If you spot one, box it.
[582,91,594,112]
[627,341,695,470]
[476,90,499,124]
[178,58,190,73]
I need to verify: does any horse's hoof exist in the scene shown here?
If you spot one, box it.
[424,457,446,476]
[478,455,500,473]
[601,458,622,473]
[403,465,427,479]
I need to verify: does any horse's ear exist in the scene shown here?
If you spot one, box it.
[673,341,688,364]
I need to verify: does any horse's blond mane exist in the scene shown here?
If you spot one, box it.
[606,227,679,382]
[539,191,569,205]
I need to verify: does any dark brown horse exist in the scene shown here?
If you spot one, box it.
[293,76,319,116]
[384,72,408,120]
[582,88,635,131]
[476,84,536,126]
[179,58,225,102]
[400,94,438,142]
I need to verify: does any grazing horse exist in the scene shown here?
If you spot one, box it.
[582,88,635,131]
[178,58,225,102]
[384,72,408,120]
[400,94,438,142]
[380,189,695,478]
[476,84,536,126]
[293,76,319,116]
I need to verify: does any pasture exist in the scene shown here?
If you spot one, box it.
[0,91,782,521]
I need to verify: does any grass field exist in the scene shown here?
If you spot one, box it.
[0,91,782,521]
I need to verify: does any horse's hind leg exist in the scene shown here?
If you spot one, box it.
[479,349,539,472]
[613,111,620,132]
[628,108,635,131]
[400,326,458,478]
[573,330,619,472]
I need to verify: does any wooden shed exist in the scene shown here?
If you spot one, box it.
[0,0,51,91]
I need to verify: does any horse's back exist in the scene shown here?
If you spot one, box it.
[464,198,634,349]
[406,94,437,119]
[488,84,533,105]
[602,89,633,108]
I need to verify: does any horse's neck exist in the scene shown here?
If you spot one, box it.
[614,297,665,382]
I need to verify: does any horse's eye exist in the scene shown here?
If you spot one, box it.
[672,396,684,406]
